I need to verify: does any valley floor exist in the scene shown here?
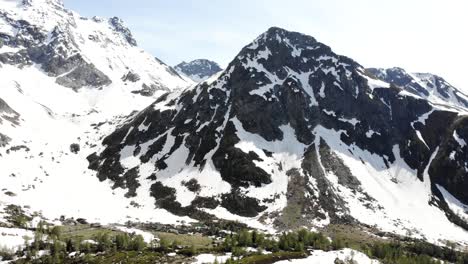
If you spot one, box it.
[1,209,467,264]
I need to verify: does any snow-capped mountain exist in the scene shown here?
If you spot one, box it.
[89,27,468,245]
[367,67,468,111]
[175,59,222,82]
[1,0,468,249]
[0,0,194,225]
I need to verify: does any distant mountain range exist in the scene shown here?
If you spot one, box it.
[175,59,223,82]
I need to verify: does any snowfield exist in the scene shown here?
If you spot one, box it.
[314,126,468,246]
[0,0,194,227]
[0,64,194,227]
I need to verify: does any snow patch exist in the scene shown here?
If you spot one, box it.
[0,227,33,251]
[436,185,468,222]
[193,253,233,264]
[453,130,467,147]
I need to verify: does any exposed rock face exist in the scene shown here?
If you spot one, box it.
[367,67,468,110]
[108,17,137,47]
[0,9,112,89]
[0,0,190,92]
[55,59,112,89]
[0,98,20,126]
[0,133,11,147]
[70,143,80,154]
[88,27,468,235]
[131,83,170,97]
[122,71,141,82]
[175,59,222,82]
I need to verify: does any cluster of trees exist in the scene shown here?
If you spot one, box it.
[20,222,68,263]
[18,222,150,264]
[278,229,332,252]
[220,229,468,264]
[364,241,468,264]
[4,204,32,228]
[93,232,146,252]
[10,222,468,264]
[222,229,332,255]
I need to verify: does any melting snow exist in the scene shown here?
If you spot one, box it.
[193,253,233,264]
[113,226,157,243]
[0,227,33,251]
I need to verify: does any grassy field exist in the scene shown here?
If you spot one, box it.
[59,224,214,249]
[154,231,214,249]
[60,225,123,240]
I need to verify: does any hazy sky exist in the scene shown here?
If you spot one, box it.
[65,0,468,91]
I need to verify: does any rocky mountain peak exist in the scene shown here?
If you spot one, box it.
[108,16,137,47]
[89,27,440,227]
[20,0,64,8]
[254,26,318,47]
[174,59,222,82]
[223,27,366,104]
[0,0,192,93]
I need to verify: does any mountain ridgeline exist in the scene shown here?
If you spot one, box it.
[175,59,223,82]
[367,67,468,110]
[88,27,468,239]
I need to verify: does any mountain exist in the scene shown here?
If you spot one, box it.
[89,27,468,245]
[175,59,223,82]
[367,67,468,111]
[1,0,467,250]
[0,0,194,225]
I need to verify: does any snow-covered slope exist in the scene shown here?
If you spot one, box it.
[175,59,222,82]
[90,27,468,246]
[0,0,193,226]
[367,67,468,111]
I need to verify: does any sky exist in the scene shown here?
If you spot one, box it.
[65,0,468,90]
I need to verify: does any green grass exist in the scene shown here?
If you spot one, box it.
[60,225,123,241]
[237,251,307,264]
[59,225,213,249]
[14,251,167,264]
[155,231,213,249]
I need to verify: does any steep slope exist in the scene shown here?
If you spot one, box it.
[0,0,191,98]
[367,67,468,111]
[89,27,468,245]
[175,59,223,82]
[0,0,193,225]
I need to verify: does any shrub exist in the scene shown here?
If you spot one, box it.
[0,246,15,261]
[130,235,146,251]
